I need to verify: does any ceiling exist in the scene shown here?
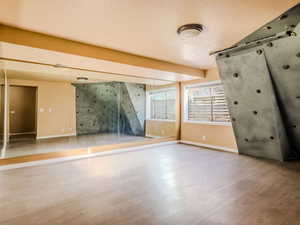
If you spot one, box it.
[1,0,299,70]
[1,59,176,85]
[0,42,196,84]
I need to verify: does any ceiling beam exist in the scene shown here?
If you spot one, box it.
[0,24,205,77]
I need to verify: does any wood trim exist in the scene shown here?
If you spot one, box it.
[0,137,176,166]
[0,24,205,77]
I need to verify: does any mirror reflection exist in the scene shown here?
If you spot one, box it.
[0,59,179,159]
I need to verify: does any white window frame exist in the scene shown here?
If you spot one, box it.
[146,87,176,122]
[183,80,232,126]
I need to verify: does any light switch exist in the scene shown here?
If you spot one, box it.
[10,110,15,114]
[40,108,44,112]
[48,108,52,113]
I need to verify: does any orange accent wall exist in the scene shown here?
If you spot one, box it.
[180,69,238,151]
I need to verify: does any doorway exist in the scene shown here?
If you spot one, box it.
[9,86,37,142]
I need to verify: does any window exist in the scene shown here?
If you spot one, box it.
[184,81,231,125]
[147,88,176,121]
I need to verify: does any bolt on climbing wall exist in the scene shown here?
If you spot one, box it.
[214,3,300,161]
[74,82,145,136]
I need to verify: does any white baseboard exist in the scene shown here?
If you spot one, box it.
[37,133,76,140]
[0,140,179,171]
[179,140,238,153]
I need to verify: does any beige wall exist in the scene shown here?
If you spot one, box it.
[145,83,180,138]
[8,79,76,138]
[180,69,238,151]
[146,120,177,138]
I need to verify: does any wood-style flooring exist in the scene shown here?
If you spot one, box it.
[4,133,149,158]
[0,143,300,225]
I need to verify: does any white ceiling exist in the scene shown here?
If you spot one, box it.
[0,0,299,69]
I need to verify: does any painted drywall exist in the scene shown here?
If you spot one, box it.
[145,83,180,138]
[8,79,76,138]
[75,82,145,136]
[9,86,36,134]
[180,69,238,151]
[146,120,177,137]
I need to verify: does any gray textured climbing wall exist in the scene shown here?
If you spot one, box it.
[213,3,300,161]
[74,82,145,136]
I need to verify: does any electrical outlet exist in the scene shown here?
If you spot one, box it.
[40,108,44,112]
[48,108,52,113]
[202,136,206,141]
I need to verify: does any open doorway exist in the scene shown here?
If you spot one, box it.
[9,85,37,143]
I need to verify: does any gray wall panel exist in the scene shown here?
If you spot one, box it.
[214,4,300,161]
[74,82,145,136]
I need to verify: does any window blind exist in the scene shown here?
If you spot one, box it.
[149,89,176,120]
[186,83,230,123]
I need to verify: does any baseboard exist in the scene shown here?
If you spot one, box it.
[10,132,36,136]
[179,140,238,153]
[0,140,178,171]
[37,133,76,140]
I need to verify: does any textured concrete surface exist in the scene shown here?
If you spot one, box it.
[74,82,145,136]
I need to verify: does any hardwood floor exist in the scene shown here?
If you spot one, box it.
[4,133,150,158]
[0,137,175,166]
[0,144,300,225]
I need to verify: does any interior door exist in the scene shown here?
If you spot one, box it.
[9,86,37,136]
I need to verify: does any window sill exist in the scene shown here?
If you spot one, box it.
[183,120,232,126]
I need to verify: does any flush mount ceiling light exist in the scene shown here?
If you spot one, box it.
[76,77,88,81]
[177,23,203,38]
